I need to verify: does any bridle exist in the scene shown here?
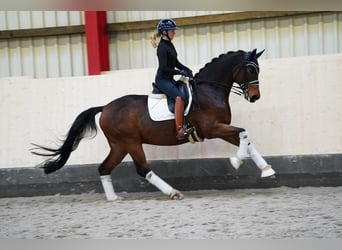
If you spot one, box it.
[192,60,260,98]
[232,61,260,99]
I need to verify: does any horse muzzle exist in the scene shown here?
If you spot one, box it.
[244,91,260,103]
[241,80,260,103]
[249,94,260,103]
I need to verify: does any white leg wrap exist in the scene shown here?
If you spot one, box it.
[146,171,173,196]
[247,143,267,169]
[248,143,276,178]
[237,131,250,160]
[100,175,118,201]
[229,131,250,170]
[229,156,243,170]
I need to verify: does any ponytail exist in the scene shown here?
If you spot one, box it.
[150,31,161,48]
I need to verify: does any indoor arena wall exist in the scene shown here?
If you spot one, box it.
[0,53,341,169]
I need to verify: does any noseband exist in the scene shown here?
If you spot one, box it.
[232,61,260,97]
[239,61,260,89]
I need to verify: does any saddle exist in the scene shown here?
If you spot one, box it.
[148,76,192,121]
[151,79,190,114]
[147,76,203,143]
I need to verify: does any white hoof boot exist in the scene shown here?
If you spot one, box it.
[229,156,243,170]
[106,194,124,201]
[114,195,125,201]
[261,165,276,178]
[170,189,184,200]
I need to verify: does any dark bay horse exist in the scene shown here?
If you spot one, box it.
[32,49,275,201]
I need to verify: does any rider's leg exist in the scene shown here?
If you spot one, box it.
[155,76,191,140]
[175,96,187,140]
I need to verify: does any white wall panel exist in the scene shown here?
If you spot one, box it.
[1,54,342,169]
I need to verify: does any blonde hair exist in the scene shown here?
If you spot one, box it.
[150,31,161,48]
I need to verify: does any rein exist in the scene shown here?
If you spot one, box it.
[189,78,239,111]
[193,79,243,97]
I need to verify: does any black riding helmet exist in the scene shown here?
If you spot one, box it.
[157,18,178,33]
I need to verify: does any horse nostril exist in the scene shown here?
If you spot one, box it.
[250,95,260,103]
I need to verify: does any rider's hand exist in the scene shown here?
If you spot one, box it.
[179,69,193,78]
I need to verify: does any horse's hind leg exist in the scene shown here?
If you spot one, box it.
[129,143,184,200]
[98,143,127,201]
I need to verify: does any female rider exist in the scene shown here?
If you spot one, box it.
[151,18,193,140]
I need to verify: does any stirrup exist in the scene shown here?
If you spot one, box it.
[176,125,195,140]
[176,126,193,140]
[184,124,194,134]
[176,131,187,140]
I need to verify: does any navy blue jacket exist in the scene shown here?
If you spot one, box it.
[156,38,189,79]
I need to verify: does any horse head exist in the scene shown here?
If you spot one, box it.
[232,49,265,103]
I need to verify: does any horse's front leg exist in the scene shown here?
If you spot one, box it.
[209,123,275,178]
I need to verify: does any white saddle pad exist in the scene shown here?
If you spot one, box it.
[147,80,192,122]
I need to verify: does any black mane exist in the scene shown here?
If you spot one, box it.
[194,50,247,78]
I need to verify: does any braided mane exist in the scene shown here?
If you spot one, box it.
[194,50,246,78]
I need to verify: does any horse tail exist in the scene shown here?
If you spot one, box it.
[31,106,103,174]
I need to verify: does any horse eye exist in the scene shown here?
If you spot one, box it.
[247,66,258,75]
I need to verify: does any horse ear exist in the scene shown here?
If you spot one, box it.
[250,49,257,59]
[256,49,265,58]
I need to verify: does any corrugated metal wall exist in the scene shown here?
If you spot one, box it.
[0,11,85,29]
[110,12,342,70]
[0,11,341,78]
[106,11,233,22]
[0,11,87,78]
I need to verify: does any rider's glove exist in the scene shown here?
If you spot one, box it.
[179,69,193,78]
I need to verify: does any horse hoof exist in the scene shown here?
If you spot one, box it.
[261,165,276,178]
[170,189,184,200]
[107,195,124,202]
[229,157,243,170]
[116,195,125,201]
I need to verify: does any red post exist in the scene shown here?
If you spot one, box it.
[85,11,110,75]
